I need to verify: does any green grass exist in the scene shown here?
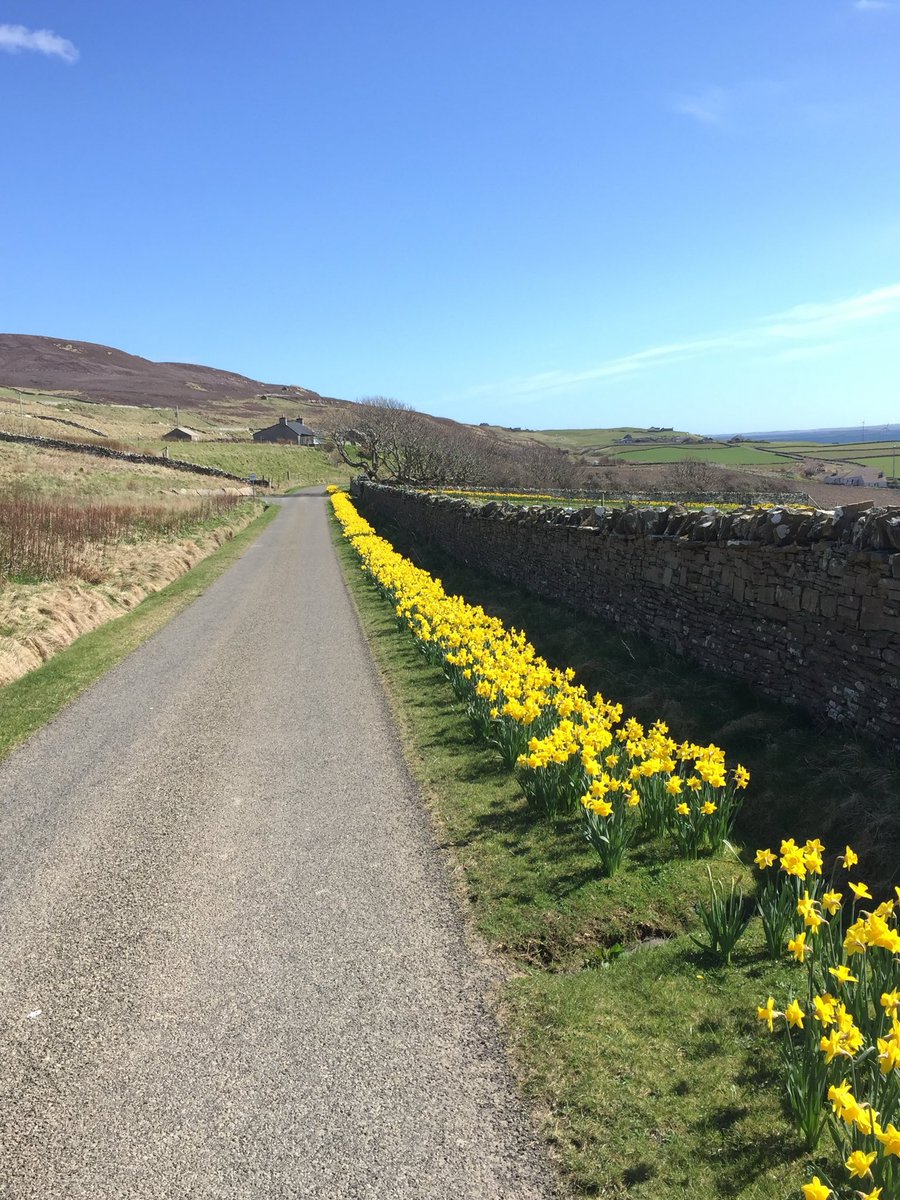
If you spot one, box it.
[530,428,695,451]
[0,502,278,764]
[610,445,787,466]
[503,942,805,1199]
[0,440,206,500]
[330,514,822,1199]
[364,513,900,884]
[145,440,351,487]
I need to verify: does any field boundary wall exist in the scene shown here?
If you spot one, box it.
[0,430,254,483]
[355,480,900,751]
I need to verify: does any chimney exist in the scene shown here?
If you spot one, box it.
[279,415,286,424]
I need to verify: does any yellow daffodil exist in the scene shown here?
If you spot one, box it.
[876,1121,900,1157]
[755,848,776,869]
[757,996,778,1032]
[844,919,869,957]
[827,1078,855,1119]
[788,932,810,962]
[849,881,873,901]
[814,993,837,1027]
[785,999,805,1029]
[781,848,807,878]
[845,1149,876,1179]
[801,1177,831,1200]
[828,965,858,986]
[820,1029,844,1063]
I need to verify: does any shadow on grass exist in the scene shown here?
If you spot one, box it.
[360,505,900,891]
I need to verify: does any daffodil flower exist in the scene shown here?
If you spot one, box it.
[785,999,805,1029]
[828,965,858,985]
[757,997,778,1032]
[845,1149,876,1179]
[801,1177,831,1200]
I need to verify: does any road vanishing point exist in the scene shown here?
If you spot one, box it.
[0,490,555,1200]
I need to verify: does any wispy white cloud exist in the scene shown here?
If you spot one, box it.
[669,79,787,128]
[670,86,728,126]
[854,0,892,11]
[0,24,79,63]
[465,284,900,400]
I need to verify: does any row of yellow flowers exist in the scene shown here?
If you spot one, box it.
[756,841,899,1199]
[331,489,898,1199]
[331,490,748,876]
[424,487,786,512]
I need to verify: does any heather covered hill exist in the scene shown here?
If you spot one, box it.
[0,333,330,416]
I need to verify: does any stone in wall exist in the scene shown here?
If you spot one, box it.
[357,481,900,751]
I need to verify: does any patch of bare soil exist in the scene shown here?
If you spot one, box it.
[802,481,898,508]
[595,462,808,496]
[0,507,257,686]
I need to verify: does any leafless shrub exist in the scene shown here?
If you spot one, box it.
[665,458,723,492]
[0,495,242,581]
[320,397,601,490]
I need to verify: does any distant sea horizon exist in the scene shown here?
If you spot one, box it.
[714,424,900,444]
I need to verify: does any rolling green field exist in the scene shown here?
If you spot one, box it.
[485,425,695,453]
[609,444,786,466]
[485,424,900,480]
[144,441,352,487]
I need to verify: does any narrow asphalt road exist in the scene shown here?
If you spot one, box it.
[0,490,555,1200]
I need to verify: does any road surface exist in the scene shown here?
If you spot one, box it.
[0,490,555,1200]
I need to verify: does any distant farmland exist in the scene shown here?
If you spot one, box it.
[492,426,900,480]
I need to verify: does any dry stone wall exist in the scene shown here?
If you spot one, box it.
[0,430,251,482]
[355,481,900,751]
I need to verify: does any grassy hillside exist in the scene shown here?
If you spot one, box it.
[145,441,352,487]
[610,443,787,466]
[0,439,205,500]
[483,424,900,483]
[0,385,337,441]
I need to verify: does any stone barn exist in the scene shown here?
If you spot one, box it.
[253,416,318,446]
[161,426,202,441]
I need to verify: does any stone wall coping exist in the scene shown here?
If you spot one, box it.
[0,430,249,482]
[358,481,900,554]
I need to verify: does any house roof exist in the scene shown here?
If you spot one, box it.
[163,425,201,437]
[823,466,884,483]
[257,418,317,437]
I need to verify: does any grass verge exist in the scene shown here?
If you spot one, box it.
[329,511,813,1199]
[0,502,278,763]
[359,508,900,891]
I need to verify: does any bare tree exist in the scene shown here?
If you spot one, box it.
[665,457,722,493]
[320,397,604,491]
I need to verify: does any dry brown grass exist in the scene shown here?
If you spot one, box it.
[0,505,258,686]
[0,388,253,443]
[0,439,190,499]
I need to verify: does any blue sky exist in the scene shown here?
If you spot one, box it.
[2,1,898,433]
